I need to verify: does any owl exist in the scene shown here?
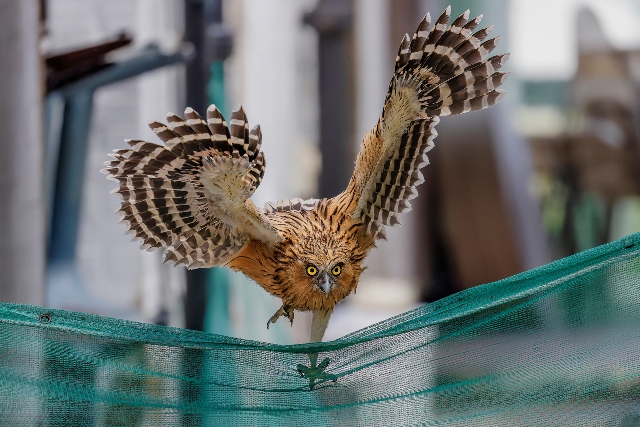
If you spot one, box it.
[104,6,508,345]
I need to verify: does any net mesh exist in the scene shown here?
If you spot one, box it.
[2,234,640,426]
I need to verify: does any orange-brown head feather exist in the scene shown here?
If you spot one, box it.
[227,198,371,312]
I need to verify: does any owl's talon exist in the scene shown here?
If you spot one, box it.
[266,305,294,329]
[297,357,336,390]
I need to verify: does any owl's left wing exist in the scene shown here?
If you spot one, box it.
[103,105,280,269]
[341,7,509,238]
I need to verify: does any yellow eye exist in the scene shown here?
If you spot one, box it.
[332,265,342,276]
[306,265,318,276]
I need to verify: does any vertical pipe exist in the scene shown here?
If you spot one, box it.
[183,0,211,332]
[48,91,94,266]
[184,0,209,115]
[0,0,46,305]
[183,0,233,333]
[306,0,355,199]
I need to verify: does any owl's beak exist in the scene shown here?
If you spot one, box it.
[320,272,331,295]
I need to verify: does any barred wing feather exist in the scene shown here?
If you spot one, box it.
[346,6,509,237]
[103,105,279,269]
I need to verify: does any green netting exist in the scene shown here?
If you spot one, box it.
[2,234,640,426]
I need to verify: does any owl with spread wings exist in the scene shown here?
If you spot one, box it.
[104,6,508,344]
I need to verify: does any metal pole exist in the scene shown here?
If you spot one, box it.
[306,0,355,199]
[183,0,232,332]
[183,0,210,332]
[0,0,46,305]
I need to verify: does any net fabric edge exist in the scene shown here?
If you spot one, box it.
[0,232,638,353]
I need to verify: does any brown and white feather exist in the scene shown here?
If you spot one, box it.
[342,7,509,239]
[103,105,279,269]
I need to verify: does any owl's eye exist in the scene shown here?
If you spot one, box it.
[306,265,318,276]
[331,265,342,276]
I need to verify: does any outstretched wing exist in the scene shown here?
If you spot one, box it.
[103,105,280,269]
[343,6,509,237]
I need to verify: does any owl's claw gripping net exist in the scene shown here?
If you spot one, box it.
[297,357,336,390]
[266,304,295,329]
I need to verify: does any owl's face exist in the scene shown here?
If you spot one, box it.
[229,203,373,312]
[295,251,359,297]
[274,233,366,311]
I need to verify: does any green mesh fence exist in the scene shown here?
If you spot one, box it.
[2,234,640,426]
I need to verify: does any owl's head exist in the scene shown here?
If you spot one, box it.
[271,214,369,311]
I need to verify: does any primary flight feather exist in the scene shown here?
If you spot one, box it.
[103,6,509,344]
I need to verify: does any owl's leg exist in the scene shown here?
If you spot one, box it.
[297,309,336,389]
[309,309,332,343]
[266,304,295,329]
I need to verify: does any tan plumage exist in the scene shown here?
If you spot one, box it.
[103,6,509,344]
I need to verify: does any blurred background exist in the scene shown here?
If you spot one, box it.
[2,0,640,344]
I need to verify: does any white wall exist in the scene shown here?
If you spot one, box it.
[225,0,320,206]
[510,0,640,79]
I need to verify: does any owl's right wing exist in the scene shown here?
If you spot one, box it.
[342,6,509,238]
[103,105,281,269]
